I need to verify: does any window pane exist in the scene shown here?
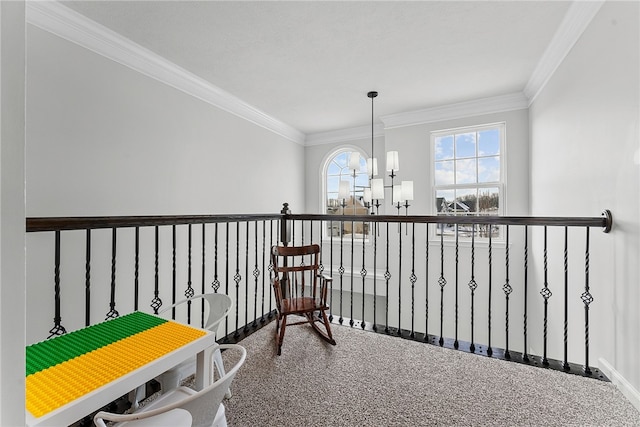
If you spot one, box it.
[455,188,477,213]
[327,176,340,193]
[478,129,500,156]
[335,152,349,168]
[435,160,454,185]
[354,172,368,188]
[435,135,454,160]
[478,187,499,214]
[435,189,455,236]
[327,162,341,175]
[478,156,500,183]
[455,158,476,184]
[357,157,367,174]
[455,133,476,158]
[435,189,454,213]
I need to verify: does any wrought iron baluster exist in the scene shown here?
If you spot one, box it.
[151,226,162,314]
[410,223,417,338]
[268,220,274,317]
[172,225,177,314]
[373,221,378,332]
[106,228,119,320]
[201,223,206,327]
[582,227,593,375]
[225,222,230,339]
[398,221,403,336]
[329,219,334,322]
[424,223,429,341]
[454,223,459,349]
[261,220,266,323]
[385,222,391,333]
[350,219,354,326]
[504,225,512,360]
[244,221,250,333]
[540,226,551,366]
[253,221,260,327]
[339,219,344,325]
[133,227,139,313]
[49,230,66,337]
[468,224,477,353]
[85,229,92,326]
[523,226,529,362]
[292,218,296,246]
[234,222,241,338]
[318,220,324,277]
[361,222,367,329]
[487,225,493,357]
[185,224,195,324]
[438,223,446,346]
[563,226,569,371]
[212,223,220,293]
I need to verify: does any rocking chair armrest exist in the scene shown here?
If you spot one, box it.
[318,274,333,283]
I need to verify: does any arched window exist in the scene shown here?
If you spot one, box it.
[323,148,369,238]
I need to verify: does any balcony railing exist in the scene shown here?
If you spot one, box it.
[25,204,613,381]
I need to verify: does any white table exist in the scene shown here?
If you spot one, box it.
[25,313,216,427]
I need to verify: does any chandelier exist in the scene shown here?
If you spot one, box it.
[338,91,414,215]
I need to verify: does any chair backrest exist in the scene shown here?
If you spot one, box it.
[178,344,246,426]
[271,244,322,301]
[158,293,233,336]
[94,344,246,427]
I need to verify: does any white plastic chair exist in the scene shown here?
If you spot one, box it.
[132,293,233,408]
[95,344,246,427]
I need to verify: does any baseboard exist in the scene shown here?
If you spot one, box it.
[599,358,640,412]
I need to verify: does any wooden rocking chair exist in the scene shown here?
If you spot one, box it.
[270,244,336,355]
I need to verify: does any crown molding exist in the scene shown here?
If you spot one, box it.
[305,123,385,146]
[380,92,528,130]
[524,0,605,104]
[25,1,306,145]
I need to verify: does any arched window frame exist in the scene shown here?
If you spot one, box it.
[321,146,370,239]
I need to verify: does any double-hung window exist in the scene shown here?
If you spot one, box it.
[431,122,505,239]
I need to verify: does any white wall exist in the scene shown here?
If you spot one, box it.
[26,26,303,217]
[0,2,26,425]
[530,0,639,401]
[25,25,304,343]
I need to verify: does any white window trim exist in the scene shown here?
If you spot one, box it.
[429,122,507,243]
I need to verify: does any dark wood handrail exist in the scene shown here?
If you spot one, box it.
[26,213,282,232]
[288,210,612,232]
[25,209,613,233]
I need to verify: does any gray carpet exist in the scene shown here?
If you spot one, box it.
[221,320,640,427]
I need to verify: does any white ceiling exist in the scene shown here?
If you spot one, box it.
[59,0,573,137]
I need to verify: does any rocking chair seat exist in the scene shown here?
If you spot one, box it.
[281,297,328,314]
